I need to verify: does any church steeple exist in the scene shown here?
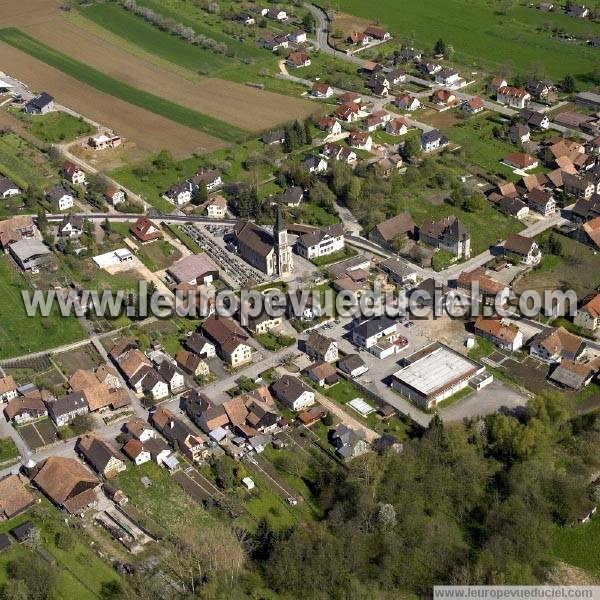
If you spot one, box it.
[273,201,293,275]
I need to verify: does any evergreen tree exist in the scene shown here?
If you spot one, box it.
[304,120,313,145]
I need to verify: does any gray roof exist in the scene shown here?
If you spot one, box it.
[297,223,343,248]
[49,392,87,418]
[271,375,312,403]
[167,254,218,283]
[379,256,417,278]
[46,186,71,202]
[338,353,366,372]
[0,177,18,195]
[353,316,397,339]
[26,92,53,110]
[8,239,51,262]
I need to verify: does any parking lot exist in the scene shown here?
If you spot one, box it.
[17,418,58,450]
[181,224,269,288]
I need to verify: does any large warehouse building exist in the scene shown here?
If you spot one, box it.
[391,343,490,410]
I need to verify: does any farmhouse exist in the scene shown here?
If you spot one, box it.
[4,395,47,425]
[503,234,542,265]
[47,392,89,427]
[33,456,99,514]
[364,26,390,40]
[563,173,596,200]
[368,212,417,249]
[419,216,471,258]
[574,293,600,331]
[498,196,529,219]
[530,326,586,363]
[391,343,487,410]
[549,360,599,390]
[474,317,523,351]
[527,188,556,216]
[77,433,126,479]
[201,314,252,367]
[456,267,509,304]
[24,92,54,115]
[295,223,345,260]
[306,331,338,363]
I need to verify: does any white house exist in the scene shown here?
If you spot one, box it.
[272,375,315,411]
[352,316,398,349]
[47,186,74,211]
[435,68,462,87]
[348,131,373,151]
[165,184,191,207]
[0,377,18,403]
[497,86,531,109]
[0,177,20,199]
[295,223,345,260]
[206,195,227,218]
[288,30,307,43]
[311,82,334,98]
[395,94,420,111]
[574,294,600,331]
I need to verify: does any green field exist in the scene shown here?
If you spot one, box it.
[444,114,547,182]
[328,0,600,85]
[552,512,600,577]
[80,3,236,74]
[0,28,247,143]
[0,131,57,190]
[135,0,265,60]
[18,110,95,144]
[0,257,86,359]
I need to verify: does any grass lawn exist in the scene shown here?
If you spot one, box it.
[0,503,126,598]
[17,110,94,144]
[552,510,600,577]
[134,0,265,60]
[325,0,600,86]
[164,224,203,253]
[289,201,341,227]
[80,3,237,75]
[0,438,19,464]
[443,114,543,182]
[135,240,182,272]
[0,28,247,143]
[514,232,600,299]
[242,484,297,531]
[0,131,58,190]
[255,332,295,351]
[311,246,357,267]
[0,257,86,359]
[318,377,409,439]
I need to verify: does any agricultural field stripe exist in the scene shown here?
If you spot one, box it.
[0,28,247,143]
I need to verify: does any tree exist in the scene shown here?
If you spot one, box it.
[152,149,175,171]
[401,136,422,160]
[561,74,576,94]
[304,120,313,145]
[100,580,128,600]
[434,38,446,56]
[36,207,48,234]
[302,12,315,33]
[55,528,76,550]
[7,555,57,600]
[193,180,208,205]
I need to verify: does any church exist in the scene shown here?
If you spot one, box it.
[234,203,294,277]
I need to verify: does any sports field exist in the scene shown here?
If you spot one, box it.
[328,0,600,84]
